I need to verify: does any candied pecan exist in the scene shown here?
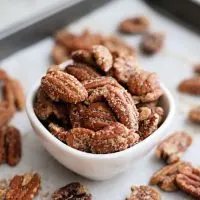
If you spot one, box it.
[140,32,165,55]
[91,45,113,72]
[194,64,200,74]
[52,182,92,200]
[119,16,150,34]
[0,126,21,166]
[91,122,140,154]
[128,70,163,102]
[51,44,69,64]
[104,85,139,130]
[48,123,68,143]
[138,107,152,121]
[150,161,191,192]
[112,56,140,84]
[178,77,200,95]
[156,132,192,164]
[188,106,200,124]
[86,87,106,104]
[139,113,160,139]
[65,63,100,82]
[5,173,41,200]
[83,102,116,131]
[41,68,88,103]
[126,186,160,200]
[176,164,200,199]
[66,128,95,152]
[69,103,87,128]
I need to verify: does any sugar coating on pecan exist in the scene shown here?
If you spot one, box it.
[119,16,150,34]
[69,103,87,128]
[91,45,113,72]
[0,179,8,200]
[176,164,200,199]
[150,161,191,192]
[156,132,192,164]
[51,44,69,64]
[41,68,88,103]
[66,128,95,152]
[86,87,106,104]
[188,106,200,124]
[83,102,117,131]
[140,32,165,55]
[138,107,152,121]
[112,56,140,84]
[52,182,92,200]
[178,76,200,95]
[128,70,163,102]
[0,126,21,166]
[65,63,100,82]
[104,85,139,130]
[91,122,139,154]
[5,173,41,200]
[126,186,161,200]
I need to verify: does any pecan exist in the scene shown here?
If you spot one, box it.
[126,186,160,200]
[104,85,139,130]
[83,102,116,131]
[140,32,165,55]
[86,87,106,104]
[48,123,68,143]
[5,173,41,200]
[150,161,191,192]
[66,128,95,152]
[91,45,113,72]
[52,182,92,200]
[188,106,200,124]
[176,164,200,199]
[112,56,140,84]
[156,132,192,164]
[41,68,88,103]
[119,16,150,34]
[69,103,87,128]
[0,126,21,166]
[178,77,200,95]
[91,122,140,154]
[65,63,100,82]
[139,113,160,139]
[51,44,69,64]
[138,107,152,121]
[128,70,163,102]
[194,64,200,74]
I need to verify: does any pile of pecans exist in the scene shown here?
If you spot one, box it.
[35,44,165,154]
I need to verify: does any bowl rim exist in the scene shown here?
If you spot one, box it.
[26,80,175,160]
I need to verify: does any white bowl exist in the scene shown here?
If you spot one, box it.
[26,78,175,181]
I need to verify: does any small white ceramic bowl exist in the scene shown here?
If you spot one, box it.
[26,65,175,181]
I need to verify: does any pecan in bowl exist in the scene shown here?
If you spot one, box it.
[26,46,174,180]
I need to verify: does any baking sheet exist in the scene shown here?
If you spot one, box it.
[0,0,199,199]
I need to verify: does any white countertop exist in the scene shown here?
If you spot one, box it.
[0,0,199,199]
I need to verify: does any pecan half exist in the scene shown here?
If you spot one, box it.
[140,32,165,55]
[150,161,191,192]
[176,164,200,199]
[104,85,139,130]
[126,186,160,200]
[48,123,68,143]
[5,173,41,200]
[91,122,139,154]
[178,76,200,95]
[41,68,88,103]
[52,182,92,200]
[69,103,87,128]
[65,63,100,82]
[128,70,163,102]
[51,44,69,65]
[188,106,200,124]
[92,45,113,72]
[0,126,21,166]
[156,132,192,164]
[83,102,116,131]
[119,16,150,34]
[112,56,140,84]
[66,128,95,152]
